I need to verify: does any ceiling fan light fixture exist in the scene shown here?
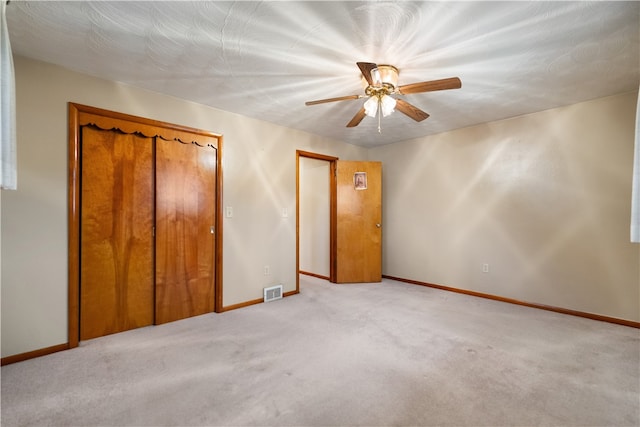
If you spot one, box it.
[364,93,396,119]
[364,96,378,117]
[380,94,396,117]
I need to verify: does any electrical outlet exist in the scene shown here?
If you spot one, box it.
[264,265,270,275]
[482,263,489,273]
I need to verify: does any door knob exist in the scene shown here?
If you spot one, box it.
[376,223,381,228]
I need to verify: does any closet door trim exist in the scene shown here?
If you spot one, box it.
[68,102,224,348]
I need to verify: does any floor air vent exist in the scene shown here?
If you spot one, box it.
[264,285,283,303]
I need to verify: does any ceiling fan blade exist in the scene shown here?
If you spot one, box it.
[395,99,430,122]
[346,107,367,127]
[357,62,378,86]
[398,77,462,95]
[305,95,362,106]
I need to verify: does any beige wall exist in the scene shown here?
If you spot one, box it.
[0,56,368,358]
[2,56,638,359]
[370,92,640,322]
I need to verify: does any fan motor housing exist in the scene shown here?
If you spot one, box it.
[364,64,399,96]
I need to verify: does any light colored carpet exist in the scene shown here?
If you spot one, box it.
[2,276,639,426]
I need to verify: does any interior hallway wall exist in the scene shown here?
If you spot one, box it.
[0,56,368,358]
[370,91,640,322]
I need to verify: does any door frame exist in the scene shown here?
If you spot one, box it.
[296,150,338,291]
[68,103,224,348]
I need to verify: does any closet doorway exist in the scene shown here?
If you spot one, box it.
[68,103,223,346]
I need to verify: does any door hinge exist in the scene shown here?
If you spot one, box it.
[152,226,155,237]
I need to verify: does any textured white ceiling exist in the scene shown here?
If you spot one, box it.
[6,1,640,147]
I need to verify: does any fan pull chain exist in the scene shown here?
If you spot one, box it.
[377,98,382,133]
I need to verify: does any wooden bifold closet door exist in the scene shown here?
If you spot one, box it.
[73,104,221,342]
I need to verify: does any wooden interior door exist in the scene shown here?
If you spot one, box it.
[335,160,382,283]
[80,126,154,340]
[155,139,217,324]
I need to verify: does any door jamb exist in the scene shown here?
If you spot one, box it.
[296,150,338,292]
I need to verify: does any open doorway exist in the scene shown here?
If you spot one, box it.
[296,150,337,291]
[296,150,383,291]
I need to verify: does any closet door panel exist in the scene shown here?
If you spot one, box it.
[80,127,154,340]
[155,139,216,324]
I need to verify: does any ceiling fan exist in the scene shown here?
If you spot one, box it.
[305,62,461,132]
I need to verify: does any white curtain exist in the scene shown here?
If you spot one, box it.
[632,86,640,243]
[1,1,17,190]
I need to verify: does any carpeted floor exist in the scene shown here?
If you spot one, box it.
[2,275,639,426]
